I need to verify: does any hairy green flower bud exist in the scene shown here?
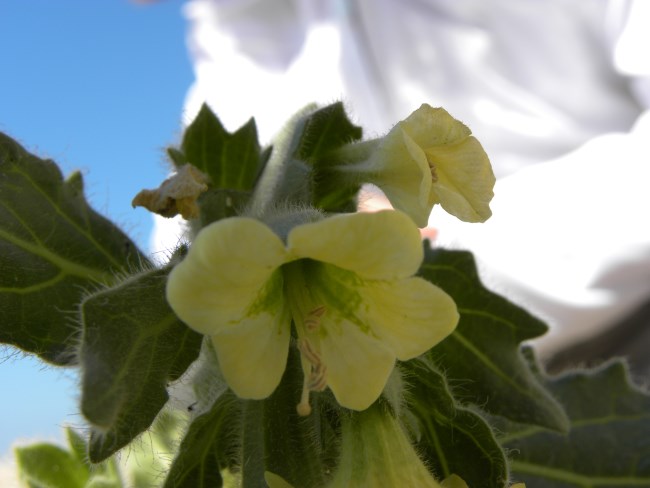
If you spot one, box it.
[327,404,445,487]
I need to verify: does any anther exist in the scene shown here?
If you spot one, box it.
[308,363,328,392]
[296,338,328,416]
[429,164,439,183]
[297,338,321,365]
[304,305,326,332]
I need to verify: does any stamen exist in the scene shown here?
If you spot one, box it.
[308,364,328,391]
[297,338,321,365]
[304,305,326,332]
[429,164,439,183]
[296,338,329,416]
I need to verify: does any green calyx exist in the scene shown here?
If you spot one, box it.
[327,402,443,487]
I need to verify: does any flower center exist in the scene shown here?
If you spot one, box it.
[283,259,366,414]
[304,304,326,332]
[429,163,439,183]
[424,152,439,183]
[283,261,331,415]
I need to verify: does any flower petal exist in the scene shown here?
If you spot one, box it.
[441,474,469,488]
[264,472,296,488]
[166,217,288,335]
[287,210,423,280]
[402,105,494,224]
[359,277,459,360]
[211,309,291,400]
[427,136,495,222]
[369,128,433,227]
[401,104,473,147]
[318,318,395,411]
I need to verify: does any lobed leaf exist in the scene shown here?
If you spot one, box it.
[418,247,569,431]
[293,102,363,212]
[292,102,362,162]
[501,360,650,487]
[402,359,509,488]
[0,132,148,364]
[178,104,265,191]
[79,263,202,462]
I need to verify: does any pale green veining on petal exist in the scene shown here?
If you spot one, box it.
[300,259,367,335]
[245,268,285,320]
[166,209,459,411]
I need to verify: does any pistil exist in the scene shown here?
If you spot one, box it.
[296,338,329,416]
[283,262,330,415]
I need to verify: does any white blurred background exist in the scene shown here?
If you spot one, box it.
[4,0,650,485]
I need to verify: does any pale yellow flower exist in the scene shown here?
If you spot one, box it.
[166,210,458,412]
[364,104,495,227]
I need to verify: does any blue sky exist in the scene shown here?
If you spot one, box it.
[0,0,193,458]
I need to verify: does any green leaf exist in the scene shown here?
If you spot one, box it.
[179,104,265,190]
[167,146,187,167]
[311,165,361,213]
[246,104,319,212]
[501,360,650,487]
[196,188,253,228]
[15,443,89,488]
[248,102,363,212]
[418,248,569,431]
[79,263,202,462]
[163,391,240,488]
[292,102,362,162]
[401,359,508,488]
[67,427,124,487]
[15,427,124,488]
[294,102,363,212]
[0,132,148,365]
[65,427,88,463]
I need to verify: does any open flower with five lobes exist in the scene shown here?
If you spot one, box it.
[340,104,495,227]
[166,209,458,412]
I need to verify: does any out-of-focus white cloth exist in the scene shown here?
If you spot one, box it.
[156,0,650,355]
[182,0,645,174]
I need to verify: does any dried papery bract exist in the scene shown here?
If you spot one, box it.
[132,164,209,219]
